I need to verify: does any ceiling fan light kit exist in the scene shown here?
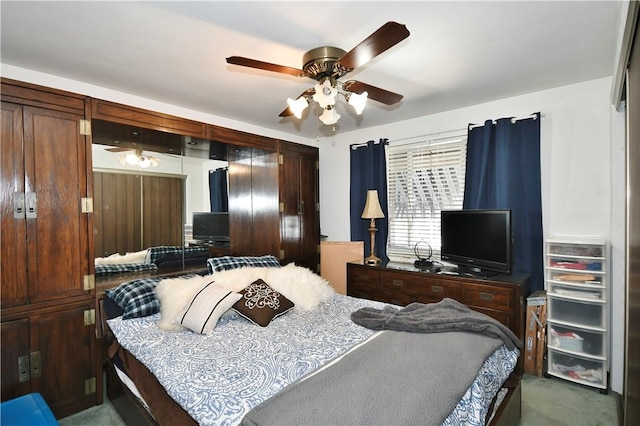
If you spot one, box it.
[226,22,410,128]
[116,149,160,168]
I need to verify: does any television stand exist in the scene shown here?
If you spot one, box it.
[453,265,500,279]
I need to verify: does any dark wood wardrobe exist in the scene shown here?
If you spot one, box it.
[0,78,320,418]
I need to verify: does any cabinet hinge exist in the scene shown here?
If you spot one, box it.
[279,202,284,213]
[316,202,320,212]
[84,274,95,291]
[84,308,96,326]
[79,119,91,136]
[81,197,93,213]
[279,249,285,259]
[317,244,321,254]
[279,154,284,165]
[85,377,97,395]
[316,160,319,170]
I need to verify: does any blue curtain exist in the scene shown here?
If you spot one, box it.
[463,113,543,291]
[350,139,389,263]
[209,168,228,212]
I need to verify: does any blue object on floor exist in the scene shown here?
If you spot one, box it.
[1,393,59,426]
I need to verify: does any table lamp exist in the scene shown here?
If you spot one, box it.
[361,190,385,265]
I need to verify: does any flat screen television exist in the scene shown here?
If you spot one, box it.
[440,209,512,276]
[192,212,229,244]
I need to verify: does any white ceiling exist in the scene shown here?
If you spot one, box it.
[0,1,623,140]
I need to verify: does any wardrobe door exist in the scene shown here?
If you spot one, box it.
[23,106,90,304]
[0,103,28,308]
[279,142,319,271]
[0,318,31,400]
[30,302,97,418]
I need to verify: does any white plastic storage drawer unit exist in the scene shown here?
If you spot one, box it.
[545,236,608,390]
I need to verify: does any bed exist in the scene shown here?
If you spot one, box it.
[101,255,523,426]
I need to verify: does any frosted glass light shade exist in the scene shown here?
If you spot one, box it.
[313,80,337,108]
[348,91,368,115]
[287,97,309,119]
[319,107,340,125]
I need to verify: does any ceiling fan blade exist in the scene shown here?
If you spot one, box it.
[226,56,304,77]
[279,88,316,117]
[338,22,410,70]
[343,80,403,105]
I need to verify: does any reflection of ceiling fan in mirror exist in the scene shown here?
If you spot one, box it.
[226,21,410,126]
[106,147,160,168]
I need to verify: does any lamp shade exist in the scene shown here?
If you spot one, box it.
[361,190,385,219]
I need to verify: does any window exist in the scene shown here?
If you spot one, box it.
[386,134,467,263]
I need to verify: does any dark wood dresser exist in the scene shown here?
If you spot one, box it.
[346,262,530,375]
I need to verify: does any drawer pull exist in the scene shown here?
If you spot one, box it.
[392,279,404,287]
[479,292,495,301]
[431,285,443,293]
[358,274,370,281]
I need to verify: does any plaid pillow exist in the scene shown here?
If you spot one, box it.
[95,263,158,276]
[207,255,281,274]
[146,246,209,265]
[105,278,163,319]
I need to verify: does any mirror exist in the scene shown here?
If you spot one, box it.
[91,120,229,272]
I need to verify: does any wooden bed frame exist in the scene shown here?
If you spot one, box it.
[100,303,523,426]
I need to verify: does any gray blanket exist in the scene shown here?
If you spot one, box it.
[351,298,522,350]
[240,330,503,426]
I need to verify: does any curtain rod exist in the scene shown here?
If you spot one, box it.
[468,112,543,130]
[388,127,468,145]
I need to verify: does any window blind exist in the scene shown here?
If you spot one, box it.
[386,135,467,263]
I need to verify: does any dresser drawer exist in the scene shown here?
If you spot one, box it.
[460,283,515,312]
[413,278,460,303]
[347,266,381,299]
[472,307,515,331]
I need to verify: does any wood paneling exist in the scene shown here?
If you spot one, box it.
[92,99,206,138]
[93,173,142,257]
[142,175,183,248]
[93,172,183,257]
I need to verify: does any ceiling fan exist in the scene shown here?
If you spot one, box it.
[106,147,160,168]
[226,21,410,126]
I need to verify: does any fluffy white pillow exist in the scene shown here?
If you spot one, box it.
[155,275,214,331]
[209,264,335,311]
[95,249,149,265]
[176,282,241,334]
[208,266,269,292]
[264,264,335,311]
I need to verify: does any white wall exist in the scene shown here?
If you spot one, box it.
[319,76,624,393]
[319,78,613,242]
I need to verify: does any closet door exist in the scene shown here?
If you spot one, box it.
[0,319,31,400]
[279,142,319,271]
[0,103,28,308]
[24,106,90,304]
[30,301,97,418]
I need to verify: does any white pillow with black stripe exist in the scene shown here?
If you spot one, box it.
[177,282,241,335]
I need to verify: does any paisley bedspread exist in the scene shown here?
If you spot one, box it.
[108,294,517,426]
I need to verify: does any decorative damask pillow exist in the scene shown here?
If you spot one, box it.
[232,279,294,327]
